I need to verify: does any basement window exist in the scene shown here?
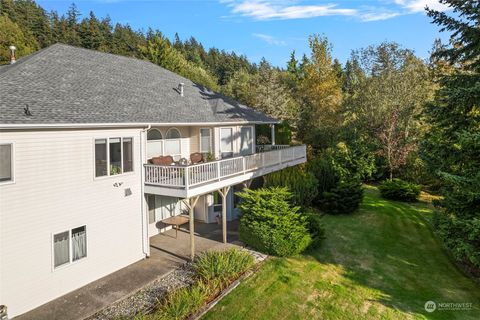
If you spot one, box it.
[53,226,87,269]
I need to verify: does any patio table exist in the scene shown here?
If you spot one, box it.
[162,215,190,238]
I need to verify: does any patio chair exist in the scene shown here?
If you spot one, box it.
[190,152,204,164]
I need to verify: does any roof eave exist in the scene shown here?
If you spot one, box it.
[0,120,279,130]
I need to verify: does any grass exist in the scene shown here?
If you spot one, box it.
[203,186,480,320]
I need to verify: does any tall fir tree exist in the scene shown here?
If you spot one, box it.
[422,0,480,269]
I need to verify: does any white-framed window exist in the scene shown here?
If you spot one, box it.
[53,225,87,269]
[0,143,13,183]
[147,129,164,159]
[95,137,134,178]
[199,128,212,154]
[165,128,182,160]
[240,126,253,155]
[220,127,233,158]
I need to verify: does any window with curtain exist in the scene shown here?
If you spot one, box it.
[0,143,12,182]
[220,128,233,158]
[123,138,133,172]
[53,226,87,269]
[54,231,70,268]
[147,129,163,159]
[165,128,181,158]
[240,127,253,155]
[199,128,211,153]
[72,226,87,262]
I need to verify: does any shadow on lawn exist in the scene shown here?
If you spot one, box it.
[302,189,480,320]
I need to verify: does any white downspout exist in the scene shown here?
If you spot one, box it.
[271,124,276,146]
[140,124,151,257]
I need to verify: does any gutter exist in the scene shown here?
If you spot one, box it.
[0,120,280,130]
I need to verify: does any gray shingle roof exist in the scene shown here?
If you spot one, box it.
[0,44,277,126]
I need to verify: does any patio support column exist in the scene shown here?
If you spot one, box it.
[184,196,199,261]
[217,186,231,244]
[271,124,276,146]
[242,179,252,189]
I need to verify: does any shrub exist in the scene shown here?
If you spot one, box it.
[433,212,480,270]
[264,165,318,208]
[379,178,421,202]
[307,155,339,198]
[307,150,364,214]
[237,187,312,256]
[193,249,254,286]
[302,211,325,249]
[319,179,364,214]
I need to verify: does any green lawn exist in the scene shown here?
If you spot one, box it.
[204,186,480,320]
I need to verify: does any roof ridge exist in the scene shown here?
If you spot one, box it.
[50,43,200,87]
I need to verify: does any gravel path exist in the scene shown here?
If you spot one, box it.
[86,248,266,320]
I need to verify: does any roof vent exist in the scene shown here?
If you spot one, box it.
[178,83,184,97]
[9,45,16,64]
[24,104,32,116]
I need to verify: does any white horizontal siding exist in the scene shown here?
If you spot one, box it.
[0,128,145,318]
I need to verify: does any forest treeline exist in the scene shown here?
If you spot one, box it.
[1,0,479,275]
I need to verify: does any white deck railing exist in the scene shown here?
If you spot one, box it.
[144,145,306,189]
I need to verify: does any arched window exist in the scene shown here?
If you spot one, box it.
[165,128,182,159]
[147,129,163,159]
[147,129,163,141]
[166,128,181,139]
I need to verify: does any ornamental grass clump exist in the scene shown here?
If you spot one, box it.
[142,249,255,320]
[154,281,209,320]
[193,249,254,288]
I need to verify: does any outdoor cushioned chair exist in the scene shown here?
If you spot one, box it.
[190,152,204,164]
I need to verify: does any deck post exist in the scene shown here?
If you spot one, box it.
[218,186,231,244]
[184,196,199,261]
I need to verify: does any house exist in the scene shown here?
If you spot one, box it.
[0,44,306,318]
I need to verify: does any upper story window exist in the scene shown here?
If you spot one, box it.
[220,128,233,158]
[165,128,182,160]
[147,129,163,159]
[240,126,253,155]
[0,143,13,183]
[95,137,133,178]
[199,128,212,154]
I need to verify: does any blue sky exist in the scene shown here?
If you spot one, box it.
[37,0,451,67]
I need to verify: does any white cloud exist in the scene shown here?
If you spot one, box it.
[394,0,450,13]
[361,11,400,22]
[227,1,358,20]
[222,1,453,22]
[252,33,287,45]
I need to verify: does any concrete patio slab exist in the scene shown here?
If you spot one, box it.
[15,221,240,320]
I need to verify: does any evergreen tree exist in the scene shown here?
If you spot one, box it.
[422,0,480,269]
[254,59,298,124]
[64,2,81,45]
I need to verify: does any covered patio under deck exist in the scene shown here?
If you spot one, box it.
[149,219,241,263]
[16,221,241,320]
